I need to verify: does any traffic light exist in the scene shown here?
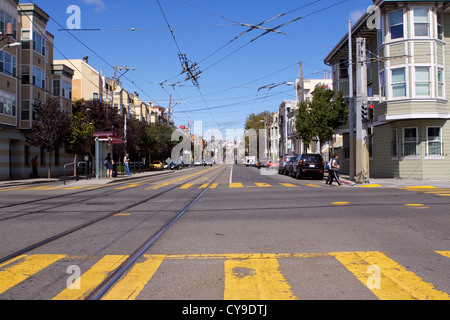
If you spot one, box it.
[369,104,374,121]
[361,103,369,121]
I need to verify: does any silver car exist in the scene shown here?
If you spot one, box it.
[278,155,297,175]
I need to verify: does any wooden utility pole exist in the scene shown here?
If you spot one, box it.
[348,20,355,181]
[111,65,135,144]
[355,38,370,184]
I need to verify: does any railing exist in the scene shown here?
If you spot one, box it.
[426,142,445,157]
[402,142,418,157]
[63,161,92,185]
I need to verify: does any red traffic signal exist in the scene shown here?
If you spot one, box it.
[369,104,374,120]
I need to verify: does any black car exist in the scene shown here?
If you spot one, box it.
[279,155,297,175]
[291,154,325,180]
[169,162,182,170]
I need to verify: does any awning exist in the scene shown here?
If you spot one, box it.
[93,131,125,144]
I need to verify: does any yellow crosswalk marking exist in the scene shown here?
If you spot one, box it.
[2,251,448,300]
[224,257,297,300]
[304,183,323,188]
[279,183,298,187]
[0,187,27,191]
[229,183,243,188]
[28,186,53,190]
[254,183,271,187]
[114,184,140,190]
[102,255,165,300]
[53,255,128,300]
[331,251,450,300]
[0,254,66,295]
[436,251,450,258]
[180,183,194,189]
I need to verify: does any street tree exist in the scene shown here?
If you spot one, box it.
[26,98,71,178]
[295,101,315,153]
[295,87,348,153]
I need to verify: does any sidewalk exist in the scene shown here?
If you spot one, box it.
[0,170,177,188]
[338,174,450,188]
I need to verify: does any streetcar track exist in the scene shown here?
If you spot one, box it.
[86,164,227,300]
[0,170,177,210]
[0,165,225,265]
[0,168,205,221]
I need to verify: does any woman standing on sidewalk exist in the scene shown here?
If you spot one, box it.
[326,154,342,186]
[124,153,131,175]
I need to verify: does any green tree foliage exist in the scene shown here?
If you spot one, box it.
[295,101,315,152]
[26,98,71,178]
[244,111,272,134]
[146,122,177,161]
[295,87,348,152]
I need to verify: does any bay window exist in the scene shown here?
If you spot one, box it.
[414,8,429,37]
[415,67,430,96]
[391,68,406,98]
[389,10,404,39]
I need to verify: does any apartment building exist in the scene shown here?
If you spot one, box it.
[324,0,450,180]
[1,1,74,180]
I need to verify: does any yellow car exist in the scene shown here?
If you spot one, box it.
[150,161,163,170]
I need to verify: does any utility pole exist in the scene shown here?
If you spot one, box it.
[355,38,370,184]
[111,65,135,144]
[348,20,355,181]
[298,61,304,103]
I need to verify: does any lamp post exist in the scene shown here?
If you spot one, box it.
[0,42,21,51]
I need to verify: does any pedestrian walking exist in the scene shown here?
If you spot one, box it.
[105,153,113,178]
[326,153,342,186]
[124,153,131,175]
[31,156,38,178]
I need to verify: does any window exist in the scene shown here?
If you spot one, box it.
[32,66,46,89]
[32,31,46,56]
[392,129,398,158]
[403,128,418,157]
[0,9,17,39]
[53,80,60,96]
[62,80,72,99]
[414,8,429,37]
[437,12,444,40]
[21,101,30,120]
[0,51,17,77]
[415,67,430,96]
[377,15,383,46]
[437,68,444,97]
[427,127,442,156]
[339,59,348,79]
[391,68,406,97]
[389,10,404,39]
[21,30,31,50]
[0,90,17,117]
[22,65,30,84]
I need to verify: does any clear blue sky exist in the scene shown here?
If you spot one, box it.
[29,0,372,138]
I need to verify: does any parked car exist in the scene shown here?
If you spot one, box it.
[169,162,182,170]
[256,157,271,168]
[290,154,325,180]
[266,160,279,170]
[150,160,163,170]
[279,155,297,175]
[193,160,202,166]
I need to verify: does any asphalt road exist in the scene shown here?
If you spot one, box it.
[0,164,449,303]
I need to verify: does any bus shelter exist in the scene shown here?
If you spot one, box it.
[93,131,125,179]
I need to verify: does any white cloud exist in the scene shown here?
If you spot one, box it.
[349,9,365,24]
[82,0,107,13]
